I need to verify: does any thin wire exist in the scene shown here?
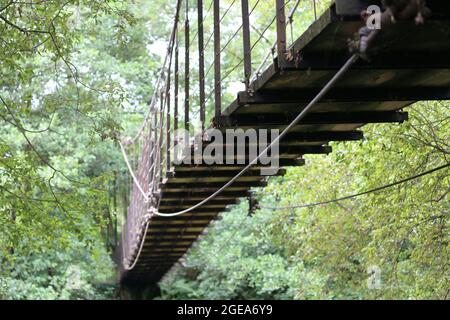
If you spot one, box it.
[250,14,277,52]
[217,0,293,84]
[222,0,238,23]
[220,24,243,55]
[252,0,302,80]
[218,0,262,55]
[249,0,293,54]
[203,0,238,50]
[313,0,317,20]
[188,0,214,49]
[221,57,245,82]
[261,163,450,210]
[195,0,263,91]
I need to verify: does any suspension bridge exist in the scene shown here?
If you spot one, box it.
[117,0,450,296]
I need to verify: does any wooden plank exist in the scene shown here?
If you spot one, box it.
[215,112,408,127]
[213,0,221,117]
[161,180,268,189]
[171,169,286,178]
[238,88,450,104]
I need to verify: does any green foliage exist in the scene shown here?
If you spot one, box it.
[161,202,300,300]
[0,0,162,299]
[1,239,115,300]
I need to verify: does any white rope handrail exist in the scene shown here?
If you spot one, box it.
[119,141,148,200]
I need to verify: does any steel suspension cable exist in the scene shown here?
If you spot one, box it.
[203,0,239,50]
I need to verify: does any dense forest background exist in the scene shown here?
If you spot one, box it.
[0,0,448,300]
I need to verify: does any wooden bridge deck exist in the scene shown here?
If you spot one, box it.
[120,0,450,285]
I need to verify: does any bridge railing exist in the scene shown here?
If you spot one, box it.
[120,0,327,269]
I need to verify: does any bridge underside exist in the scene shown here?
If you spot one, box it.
[120,0,450,287]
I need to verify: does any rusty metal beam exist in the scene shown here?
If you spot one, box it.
[214,0,222,117]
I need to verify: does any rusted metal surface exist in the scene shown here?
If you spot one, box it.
[213,0,221,118]
[198,0,206,132]
[184,0,190,131]
[241,0,252,90]
[276,0,287,69]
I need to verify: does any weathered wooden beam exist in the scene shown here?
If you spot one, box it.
[174,165,281,172]
[165,176,265,184]
[150,221,214,228]
[159,199,237,208]
[144,242,193,248]
[132,264,179,269]
[160,193,247,201]
[292,52,450,71]
[282,131,363,142]
[139,252,185,257]
[147,224,207,231]
[145,233,199,238]
[213,0,221,117]
[172,146,329,166]
[143,244,193,250]
[162,180,268,189]
[156,207,222,214]
[145,234,198,240]
[238,88,450,104]
[137,256,185,262]
[215,112,408,127]
[142,247,190,253]
[200,131,364,145]
[335,0,380,15]
[161,186,250,193]
[171,169,286,179]
[160,194,247,201]
[150,220,215,226]
[173,159,306,173]
[151,215,219,222]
